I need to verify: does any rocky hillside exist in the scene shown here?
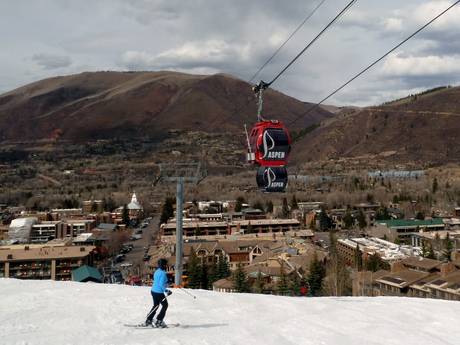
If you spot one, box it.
[0,71,332,143]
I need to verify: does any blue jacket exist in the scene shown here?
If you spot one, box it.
[152,268,168,293]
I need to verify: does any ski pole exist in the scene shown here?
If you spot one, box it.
[146,295,168,320]
[177,286,197,299]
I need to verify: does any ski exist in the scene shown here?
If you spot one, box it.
[124,323,180,329]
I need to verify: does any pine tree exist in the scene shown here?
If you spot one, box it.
[415,211,425,220]
[343,211,354,229]
[426,242,436,259]
[354,244,363,271]
[281,197,290,218]
[252,200,265,212]
[246,221,253,234]
[365,253,386,272]
[253,269,265,294]
[265,200,274,213]
[209,259,219,284]
[187,248,201,289]
[290,274,301,296]
[432,177,438,194]
[375,207,390,220]
[290,195,299,210]
[277,262,290,296]
[104,196,116,212]
[122,204,130,226]
[319,210,332,231]
[357,210,367,230]
[235,196,246,212]
[307,253,325,296]
[159,197,175,225]
[421,240,428,258]
[217,254,230,279]
[233,264,250,293]
[443,233,453,262]
[200,262,210,289]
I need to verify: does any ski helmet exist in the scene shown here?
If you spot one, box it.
[157,258,168,269]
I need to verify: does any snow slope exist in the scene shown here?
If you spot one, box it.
[1,279,459,345]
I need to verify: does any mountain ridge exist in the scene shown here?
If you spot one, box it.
[0,71,332,143]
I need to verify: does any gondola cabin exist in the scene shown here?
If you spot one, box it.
[247,120,291,167]
[256,166,288,193]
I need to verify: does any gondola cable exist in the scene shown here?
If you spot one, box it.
[264,0,357,88]
[288,0,460,127]
[248,0,328,84]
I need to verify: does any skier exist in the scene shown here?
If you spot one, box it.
[143,258,172,328]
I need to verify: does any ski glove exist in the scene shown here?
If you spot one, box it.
[165,289,172,296]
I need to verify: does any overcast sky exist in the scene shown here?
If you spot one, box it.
[1,0,460,106]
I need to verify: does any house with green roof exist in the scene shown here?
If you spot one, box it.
[72,265,102,283]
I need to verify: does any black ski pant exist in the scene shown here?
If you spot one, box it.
[146,291,168,322]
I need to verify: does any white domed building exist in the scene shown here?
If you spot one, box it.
[128,192,143,217]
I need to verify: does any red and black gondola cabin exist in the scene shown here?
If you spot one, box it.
[247,120,291,167]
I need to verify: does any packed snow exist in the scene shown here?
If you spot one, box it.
[1,279,460,345]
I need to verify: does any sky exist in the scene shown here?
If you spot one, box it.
[2,279,460,345]
[1,0,460,106]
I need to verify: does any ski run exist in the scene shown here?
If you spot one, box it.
[1,279,460,345]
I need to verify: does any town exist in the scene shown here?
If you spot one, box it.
[1,189,460,301]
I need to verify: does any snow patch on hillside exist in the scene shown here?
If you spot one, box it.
[1,279,459,345]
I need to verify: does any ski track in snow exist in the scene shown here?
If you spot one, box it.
[1,279,460,345]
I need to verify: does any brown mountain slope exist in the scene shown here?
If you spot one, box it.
[291,86,460,164]
[0,71,332,142]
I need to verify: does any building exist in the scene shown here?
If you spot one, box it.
[127,192,143,218]
[30,221,65,243]
[376,218,445,242]
[212,278,236,293]
[0,224,9,240]
[0,244,96,280]
[72,265,102,283]
[8,217,37,243]
[160,219,301,237]
[50,208,84,220]
[337,237,418,265]
[82,200,103,214]
[354,257,460,301]
[455,208,460,218]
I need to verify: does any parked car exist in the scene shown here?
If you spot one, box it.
[114,254,125,263]
[127,275,142,286]
[130,234,142,241]
[105,270,123,284]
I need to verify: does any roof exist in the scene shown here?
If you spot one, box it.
[379,218,445,228]
[401,257,442,271]
[377,270,429,288]
[9,217,37,228]
[162,218,300,230]
[96,223,117,231]
[72,265,102,282]
[212,278,234,289]
[73,233,95,243]
[0,245,95,261]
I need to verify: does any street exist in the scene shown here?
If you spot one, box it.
[117,216,160,281]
